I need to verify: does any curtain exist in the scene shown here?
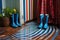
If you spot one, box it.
[20,0,34,24]
[36,0,55,24]
[53,0,60,25]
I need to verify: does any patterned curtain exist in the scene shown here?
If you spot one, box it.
[53,0,60,25]
[37,0,55,24]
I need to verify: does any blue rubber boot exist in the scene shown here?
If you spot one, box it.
[11,14,18,28]
[44,14,49,29]
[38,14,44,29]
[15,13,21,26]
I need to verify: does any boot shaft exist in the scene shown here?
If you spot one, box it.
[11,14,14,23]
[45,14,49,23]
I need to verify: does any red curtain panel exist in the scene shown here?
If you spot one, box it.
[37,0,55,24]
[36,0,42,23]
[53,0,60,25]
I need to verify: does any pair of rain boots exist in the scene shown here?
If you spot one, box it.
[39,14,49,29]
[11,14,21,28]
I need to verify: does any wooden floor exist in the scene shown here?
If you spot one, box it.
[0,25,25,38]
[0,26,20,37]
[55,32,60,40]
[0,22,60,40]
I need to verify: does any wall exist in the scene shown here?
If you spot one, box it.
[5,0,20,11]
[2,0,6,9]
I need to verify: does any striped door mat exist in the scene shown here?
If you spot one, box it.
[0,22,59,40]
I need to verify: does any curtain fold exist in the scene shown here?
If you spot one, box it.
[53,0,60,25]
[37,0,55,24]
